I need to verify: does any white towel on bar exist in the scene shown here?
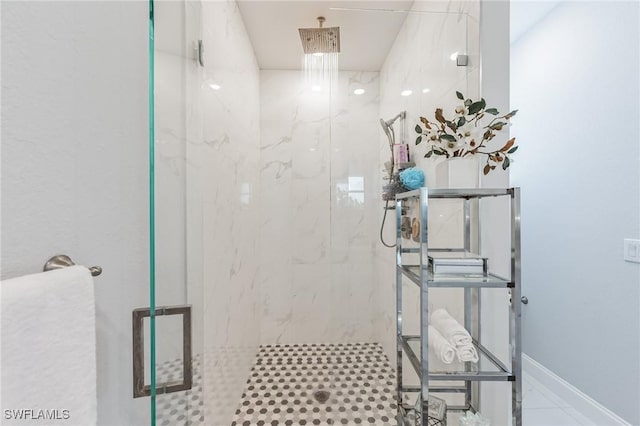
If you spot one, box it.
[430,308,473,347]
[456,344,480,363]
[1,266,97,426]
[428,325,456,364]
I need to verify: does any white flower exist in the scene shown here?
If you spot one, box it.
[457,124,484,150]
[425,127,439,142]
[441,136,464,155]
[455,105,466,116]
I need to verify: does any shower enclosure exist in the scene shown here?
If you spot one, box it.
[143,1,486,425]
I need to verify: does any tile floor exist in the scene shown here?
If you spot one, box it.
[230,342,397,426]
[156,354,205,426]
[522,373,594,426]
[155,348,596,426]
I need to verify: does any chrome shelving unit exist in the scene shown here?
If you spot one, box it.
[395,187,522,426]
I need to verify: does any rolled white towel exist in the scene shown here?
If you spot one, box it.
[430,308,472,347]
[428,325,456,364]
[456,344,479,363]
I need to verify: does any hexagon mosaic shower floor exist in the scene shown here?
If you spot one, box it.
[231,342,398,426]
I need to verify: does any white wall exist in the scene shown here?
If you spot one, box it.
[511,2,640,424]
[478,1,512,423]
[259,70,380,345]
[1,2,149,425]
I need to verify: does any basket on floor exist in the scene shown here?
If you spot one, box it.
[414,395,447,426]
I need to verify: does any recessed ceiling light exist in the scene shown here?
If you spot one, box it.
[422,88,431,93]
[353,88,365,95]
[450,52,459,61]
[401,90,413,97]
[208,83,221,90]
[311,85,322,92]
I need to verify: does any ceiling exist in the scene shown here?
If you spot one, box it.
[237,1,415,71]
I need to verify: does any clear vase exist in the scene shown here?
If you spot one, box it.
[434,156,480,189]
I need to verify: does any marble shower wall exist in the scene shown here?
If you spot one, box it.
[375,1,481,363]
[196,2,262,424]
[259,70,380,345]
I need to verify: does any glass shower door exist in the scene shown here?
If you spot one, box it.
[133,1,204,425]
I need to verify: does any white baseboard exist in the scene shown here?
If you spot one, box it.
[522,353,630,426]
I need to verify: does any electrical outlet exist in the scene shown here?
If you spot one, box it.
[624,239,640,263]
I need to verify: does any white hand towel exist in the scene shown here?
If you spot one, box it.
[1,266,97,426]
[428,325,456,364]
[456,344,480,363]
[430,308,472,347]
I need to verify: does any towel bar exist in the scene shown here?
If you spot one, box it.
[43,254,102,277]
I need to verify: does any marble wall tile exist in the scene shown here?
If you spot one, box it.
[259,70,380,346]
[375,1,482,362]
[194,1,263,424]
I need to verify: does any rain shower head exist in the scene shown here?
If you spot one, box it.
[298,17,341,54]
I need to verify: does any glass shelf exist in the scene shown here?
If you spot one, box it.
[396,188,513,200]
[400,265,513,288]
[399,335,513,382]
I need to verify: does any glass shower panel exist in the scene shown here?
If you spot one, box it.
[151,0,204,425]
[147,1,481,424]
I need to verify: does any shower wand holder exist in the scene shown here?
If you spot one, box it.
[381,185,409,201]
[397,161,415,171]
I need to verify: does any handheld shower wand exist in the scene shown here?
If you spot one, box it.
[379,111,405,147]
[379,111,407,248]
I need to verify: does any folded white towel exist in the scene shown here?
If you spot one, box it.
[428,325,456,364]
[1,266,97,425]
[431,308,472,347]
[456,344,480,363]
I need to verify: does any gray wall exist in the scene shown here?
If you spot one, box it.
[511,2,640,423]
[1,2,150,424]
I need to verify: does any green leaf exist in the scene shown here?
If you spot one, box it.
[416,136,423,145]
[502,156,511,170]
[507,146,519,154]
[415,124,422,134]
[425,150,433,158]
[440,134,457,142]
[485,108,499,115]
[468,101,484,115]
[457,117,466,127]
[490,121,507,130]
[433,149,445,155]
[456,91,464,100]
[480,98,486,110]
[464,99,472,106]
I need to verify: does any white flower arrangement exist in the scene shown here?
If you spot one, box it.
[415,91,519,175]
